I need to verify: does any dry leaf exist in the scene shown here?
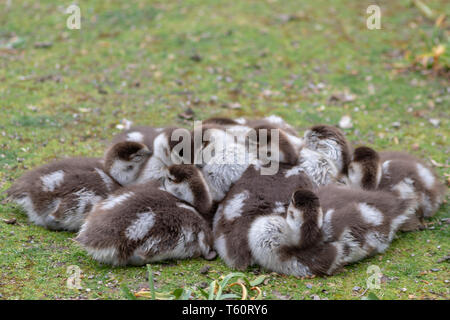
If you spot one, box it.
[429,158,449,168]
[3,218,17,225]
[339,115,353,129]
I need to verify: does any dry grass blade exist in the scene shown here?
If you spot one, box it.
[229,281,248,300]
[250,286,262,300]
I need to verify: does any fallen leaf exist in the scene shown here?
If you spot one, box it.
[190,54,202,62]
[329,90,356,103]
[339,115,353,129]
[178,108,195,120]
[34,42,53,49]
[229,281,248,300]
[272,290,291,300]
[429,158,449,168]
[435,14,446,28]
[412,0,435,20]
[199,265,210,275]
[3,218,17,225]
[428,118,440,127]
[277,12,305,23]
[116,119,133,130]
[250,286,262,300]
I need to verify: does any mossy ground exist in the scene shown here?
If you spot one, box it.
[0,0,448,300]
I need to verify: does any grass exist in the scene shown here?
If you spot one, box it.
[0,0,448,300]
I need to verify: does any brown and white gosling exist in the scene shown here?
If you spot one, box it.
[6,141,151,231]
[347,146,446,230]
[273,124,352,187]
[247,185,416,277]
[104,141,154,186]
[116,122,258,203]
[203,118,338,181]
[243,123,351,188]
[75,164,216,266]
[193,123,260,202]
[203,116,302,161]
[299,124,352,185]
[248,123,304,166]
[113,126,192,185]
[213,163,314,270]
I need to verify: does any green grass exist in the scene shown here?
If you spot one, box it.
[0,0,448,300]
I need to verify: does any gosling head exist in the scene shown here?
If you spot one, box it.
[250,124,300,165]
[348,146,381,190]
[304,124,351,176]
[153,127,194,166]
[163,164,213,217]
[104,141,152,186]
[287,188,323,248]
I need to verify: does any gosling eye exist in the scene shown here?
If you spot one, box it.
[126,165,134,172]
